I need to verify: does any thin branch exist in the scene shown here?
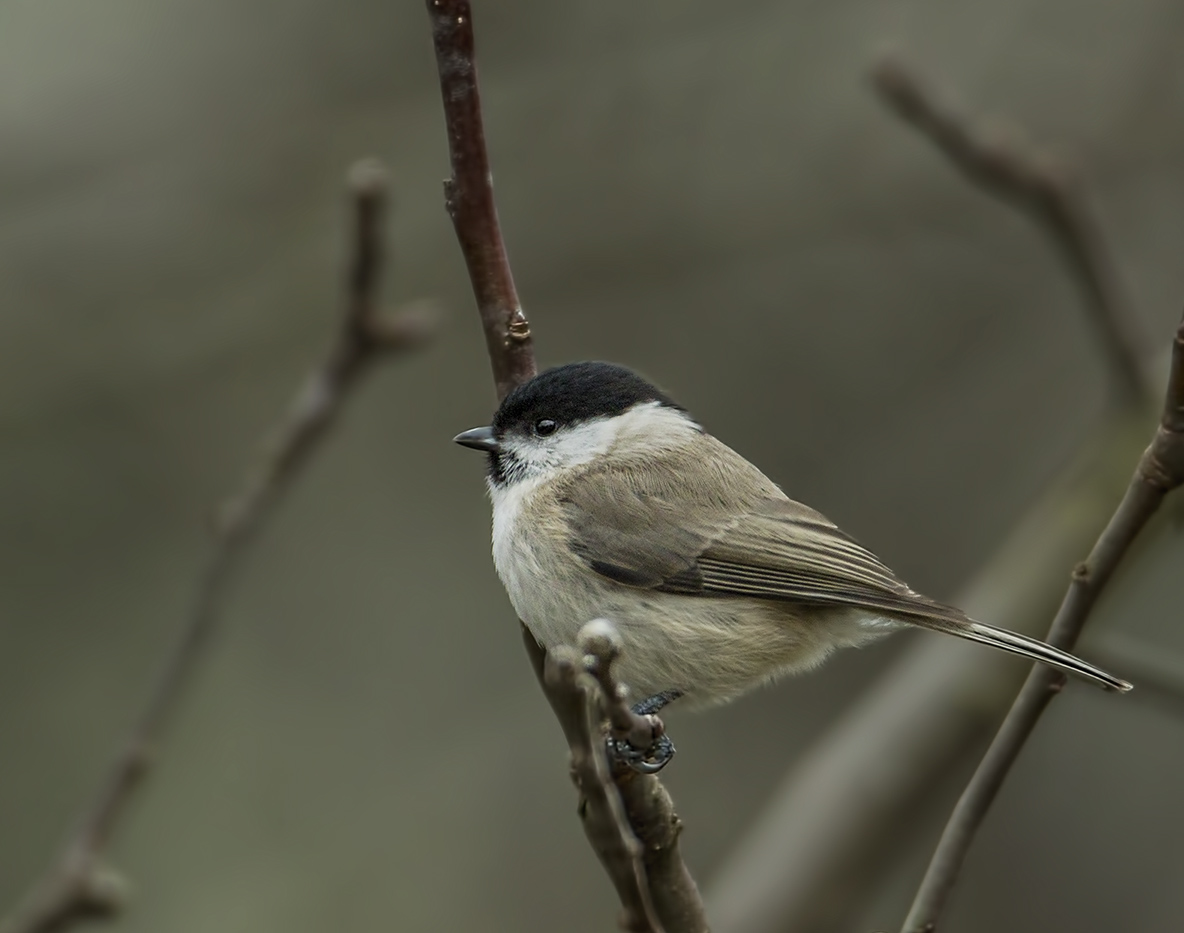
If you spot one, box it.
[530,631,665,933]
[871,55,1152,407]
[902,312,1184,933]
[426,0,535,401]
[524,626,709,933]
[706,401,1153,933]
[709,60,1168,930]
[579,623,707,932]
[425,4,706,930]
[580,621,671,763]
[0,160,434,933]
[578,621,699,928]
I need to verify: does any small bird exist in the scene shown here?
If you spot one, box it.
[455,362,1129,768]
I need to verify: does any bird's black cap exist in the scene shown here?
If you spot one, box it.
[492,361,685,436]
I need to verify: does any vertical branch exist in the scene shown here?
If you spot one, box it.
[427,0,535,400]
[426,5,707,929]
[901,313,1184,933]
[534,637,667,933]
[523,626,709,933]
[0,162,434,933]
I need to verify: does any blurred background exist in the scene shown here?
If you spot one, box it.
[2,0,1183,931]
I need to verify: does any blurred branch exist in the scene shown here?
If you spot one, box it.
[709,55,1178,927]
[707,402,1151,933]
[0,161,435,933]
[902,311,1184,933]
[425,4,706,929]
[871,54,1151,407]
[426,0,534,402]
[218,162,438,532]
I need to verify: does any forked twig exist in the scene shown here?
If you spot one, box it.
[522,625,709,933]
[0,161,434,933]
[902,312,1184,933]
[709,58,1166,933]
[578,623,709,933]
[869,55,1182,932]
[535,632,666,933]
[872,56,1151,407]
[580,620,670,759]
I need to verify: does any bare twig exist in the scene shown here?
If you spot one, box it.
[613,763,710,933]
[709,59,1169,928]
[218,161,437,533]
[524,626,709,933]
[579,622,708,933]
[425,3,705,929]
[1,161,434,933]
[707,405,1148,933]
[902,313,1184,933]
[426,0,535,401]
[532,631,665,933]
[580,620,669,755]
[871,55,1151,406]
[712,58,1180,933]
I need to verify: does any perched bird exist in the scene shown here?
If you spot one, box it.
[455,361,1129,768]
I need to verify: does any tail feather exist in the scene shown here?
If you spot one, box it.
[907,615,1132,693]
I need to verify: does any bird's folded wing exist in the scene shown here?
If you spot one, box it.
[563,483,963,622]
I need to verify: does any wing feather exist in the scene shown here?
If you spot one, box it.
[554,440,1132,693]
[556,442,959,623]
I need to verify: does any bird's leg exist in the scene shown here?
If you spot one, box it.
[607,690,682,774]
[632,690,682,717]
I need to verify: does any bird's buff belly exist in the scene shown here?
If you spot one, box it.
[496,539,883,706]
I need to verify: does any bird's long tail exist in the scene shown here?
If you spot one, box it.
[906,614,1132,693]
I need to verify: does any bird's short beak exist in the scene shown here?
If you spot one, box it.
[453,425,500,452]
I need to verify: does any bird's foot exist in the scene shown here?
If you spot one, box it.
[605,691,683,774]
[608,730,675,774]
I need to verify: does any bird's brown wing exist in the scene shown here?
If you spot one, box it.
[558,453,962,623]
[687,498,946,615]
[557,444,1131,692]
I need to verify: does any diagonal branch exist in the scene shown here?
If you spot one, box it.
[706,405,1153,933]
[901,311,1184,933]
[709,58,1165,933]
[0,160,435,933]
[872,55,1151,407]
[425,4,706,930]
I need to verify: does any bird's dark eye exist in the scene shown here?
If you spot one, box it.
[534,419,557,437]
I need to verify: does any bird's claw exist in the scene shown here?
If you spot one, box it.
[607,731,676,774]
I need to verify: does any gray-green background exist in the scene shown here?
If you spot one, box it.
[2,1,1182,930]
